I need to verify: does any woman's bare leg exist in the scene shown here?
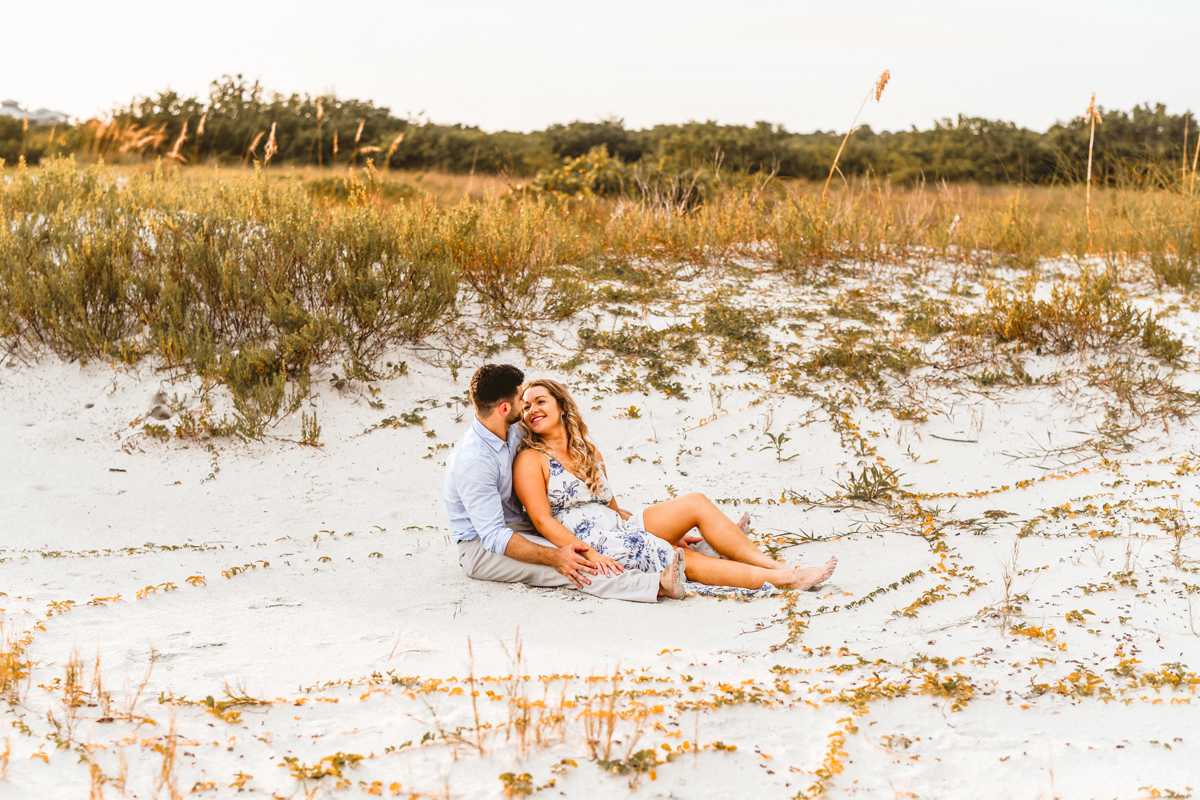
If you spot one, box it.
[683,550,837,591]
[643,493,779,570]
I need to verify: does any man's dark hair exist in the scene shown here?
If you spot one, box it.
[470,364,525,415]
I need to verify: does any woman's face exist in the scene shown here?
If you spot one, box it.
[522,385,562,436]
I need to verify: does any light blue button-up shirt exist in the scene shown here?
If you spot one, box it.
[444,417,526,555]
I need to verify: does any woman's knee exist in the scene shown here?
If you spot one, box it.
[682,492,715,512]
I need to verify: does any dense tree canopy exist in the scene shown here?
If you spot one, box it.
[4,75,1195,186]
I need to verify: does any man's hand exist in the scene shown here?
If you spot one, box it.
[545,542,599,588]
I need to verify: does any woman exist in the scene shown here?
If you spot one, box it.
[513,378,837,597]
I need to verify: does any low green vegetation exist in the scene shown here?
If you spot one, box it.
[0,155,1195,439]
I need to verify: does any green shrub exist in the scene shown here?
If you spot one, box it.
[700,298,774,368]
[628,161,714,211]
[902,298,955,339]
[305,176,422,203]
[578,324,697,398]
[526,146,629,197]
[448,198,592,321]
[218,341,304,440]
[1145,211,1200,289]
[0,159,467,434]
[976,271,1184,361]
[0,118,45,166]
[798,329,923,383]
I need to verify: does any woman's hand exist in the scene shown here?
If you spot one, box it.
[584,550,625,577]
[616,508,632,521]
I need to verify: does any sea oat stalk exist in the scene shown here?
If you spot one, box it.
[352,118,365,168]
[821,70,889,210]
[167,121,188,162]
[1083,93,1102,245]
[1184,114,1189,190]
[263,122,278,166]
[1192,114,1200,195]
[316,97,325,167]
[244,131,265,166]
[193,112,207,164]
[384,132,405,173]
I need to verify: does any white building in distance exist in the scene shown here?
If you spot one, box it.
[1,100,69,125]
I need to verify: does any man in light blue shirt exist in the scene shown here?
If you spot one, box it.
[445,364,660,602]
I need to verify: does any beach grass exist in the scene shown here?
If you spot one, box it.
[1,157,1198,442]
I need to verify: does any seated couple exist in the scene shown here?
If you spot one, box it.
[444,364,837,603]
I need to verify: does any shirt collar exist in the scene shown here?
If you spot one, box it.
[472,416,507,452]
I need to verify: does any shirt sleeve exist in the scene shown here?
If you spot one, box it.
[456,454,514,555]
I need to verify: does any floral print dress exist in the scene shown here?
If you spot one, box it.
[545,454,674,574]
[543,454,779,600]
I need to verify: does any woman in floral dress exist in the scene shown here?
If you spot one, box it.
[512,379,836,597]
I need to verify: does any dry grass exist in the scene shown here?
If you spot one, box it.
[43,158,1199,250]
[153,718,181,800]
[997,540,1022,636]
[0,622,29,701]
[88,161,518,206]
[63,646,85,711]
[1,158,1196,441]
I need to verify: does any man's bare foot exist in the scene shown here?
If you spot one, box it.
[658,548,688,600]
[737,512,751,533]
[776,557,837,591]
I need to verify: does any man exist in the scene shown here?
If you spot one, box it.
[445,364,676,602]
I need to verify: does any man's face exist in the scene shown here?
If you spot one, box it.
[503,391,523,425]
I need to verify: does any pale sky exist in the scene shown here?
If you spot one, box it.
[5,0,1197,133]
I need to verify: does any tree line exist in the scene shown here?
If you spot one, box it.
[4,74,1196,186]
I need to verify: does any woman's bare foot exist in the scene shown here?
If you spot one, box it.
[673,548,688,597]
[658,548,688,599]
[737,512,751,533]
[775,557,837,591]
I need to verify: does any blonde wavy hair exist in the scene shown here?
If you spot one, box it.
[518,378,606,496]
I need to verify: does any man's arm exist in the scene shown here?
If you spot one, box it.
[455,455,599,587]
[503,535,597,588]
[455,456,515,556]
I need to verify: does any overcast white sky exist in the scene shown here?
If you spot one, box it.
[4,0,1196,133]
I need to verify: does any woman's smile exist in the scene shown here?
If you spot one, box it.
[522,385,558,433]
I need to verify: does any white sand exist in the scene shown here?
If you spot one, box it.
[3,264,1200,798]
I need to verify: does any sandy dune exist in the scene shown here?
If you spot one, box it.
[3,264,1200,798]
